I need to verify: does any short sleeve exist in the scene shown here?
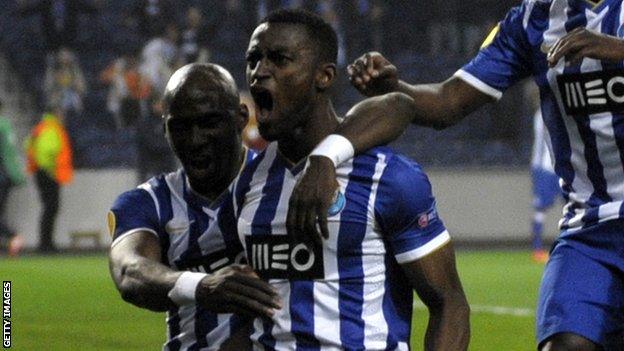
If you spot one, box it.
[375,155,449,264]
[455,3,533,100]
[109,188,160,247]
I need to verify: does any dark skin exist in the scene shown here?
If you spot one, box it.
[245,23,415,244]
[246,22,470,350]
[344,28,624,351]
[108,64,281,324]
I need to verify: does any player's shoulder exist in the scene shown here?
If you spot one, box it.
[113,169,181,209]
[353,146,427,179]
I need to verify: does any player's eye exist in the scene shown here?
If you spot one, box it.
[246,52,261,69]
[268,52,288,66]
[167,120,192,133]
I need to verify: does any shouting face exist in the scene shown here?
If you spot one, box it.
[246,22,320,141]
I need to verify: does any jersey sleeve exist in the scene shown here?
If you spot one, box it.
[109,188,160,247]
[454,2,533,100]
[375,155,450,264]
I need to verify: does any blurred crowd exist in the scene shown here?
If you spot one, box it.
[0,0,529,171]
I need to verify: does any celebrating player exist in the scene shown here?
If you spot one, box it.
[231,9,469,350]
[108,53,423,349]
[308,0,624,349]
[108,63,281,350]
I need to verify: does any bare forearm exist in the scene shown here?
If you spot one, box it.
[110,254,181,312]
[339,92,414,153]
[424,296,470,351]
[395,78,491,130]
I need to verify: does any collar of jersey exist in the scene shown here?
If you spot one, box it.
[275,146,307,176]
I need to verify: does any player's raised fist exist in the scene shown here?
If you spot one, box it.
[195,264,281,318]
[347,52,398,97]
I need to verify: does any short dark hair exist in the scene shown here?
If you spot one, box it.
[260,8,337,64]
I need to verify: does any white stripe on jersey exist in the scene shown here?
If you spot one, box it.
[362,154,391,350]
[531,110,555,171]
[314,159,352,350]
[453,70,503,100]
[395,230,451,264]
[165,172,193,266]
[110,227,159,248]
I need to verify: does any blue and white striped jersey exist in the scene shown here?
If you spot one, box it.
[532,109,556,172]
[456,0,624,231]
[230,143,450,350]
[108,149,254,351]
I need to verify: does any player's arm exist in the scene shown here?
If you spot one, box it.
[401,243,470,351]
[109,232,281,316]
[287,92,416,244]
[348,52,493,129]
[109,231,180,311]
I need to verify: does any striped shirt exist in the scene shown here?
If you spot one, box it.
[231,143,450,350]
[456,0,624,231]
[109,149,254,351]
[532,109,556,172]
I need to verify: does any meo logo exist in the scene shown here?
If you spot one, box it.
[245,235,324,280]
[557,68,624,116]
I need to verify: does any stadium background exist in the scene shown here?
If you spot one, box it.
[1,0,556,349]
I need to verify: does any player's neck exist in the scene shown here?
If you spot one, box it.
[278,98,339,164]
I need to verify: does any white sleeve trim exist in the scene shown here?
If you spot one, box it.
[453,70,503,100]
[110,228,159,248]
[394,230,451,264]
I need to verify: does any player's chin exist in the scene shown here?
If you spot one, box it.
[185,164,215,181]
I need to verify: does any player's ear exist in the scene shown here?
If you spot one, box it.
[315,62,336,91]
[237,103,250,132]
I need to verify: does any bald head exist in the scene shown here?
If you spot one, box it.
[163,63,240,117]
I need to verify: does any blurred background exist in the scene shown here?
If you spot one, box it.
[1,0,554,250]
[0,1,556,349]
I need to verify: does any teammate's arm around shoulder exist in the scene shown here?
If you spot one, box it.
[348,51,493,130]
[109,232,281,317]
[109,231,181,312]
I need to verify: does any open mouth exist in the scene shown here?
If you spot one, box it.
[250,87,274,123]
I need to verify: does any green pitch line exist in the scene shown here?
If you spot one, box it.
[0,250,545,350]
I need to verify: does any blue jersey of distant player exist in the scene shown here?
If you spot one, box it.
[457,0,624,232]
[457,1,624,347]
[229,143,450,350]
[109,148,255,351]
[531,109,562,210]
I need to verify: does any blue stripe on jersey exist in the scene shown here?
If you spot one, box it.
[290,280,320,351]
[252,156,286,349]
[541,91,575,201]
[251,157,285,235]
[381,250,412,349]
[179,179,213,265]
[192,309,217,350]
[165,307,181,351]
[218,192,246,259]
[147,175,174,264]
[337,156,377,349]
[235,152,266,217]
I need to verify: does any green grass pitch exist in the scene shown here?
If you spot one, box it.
[1,250,545,350]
